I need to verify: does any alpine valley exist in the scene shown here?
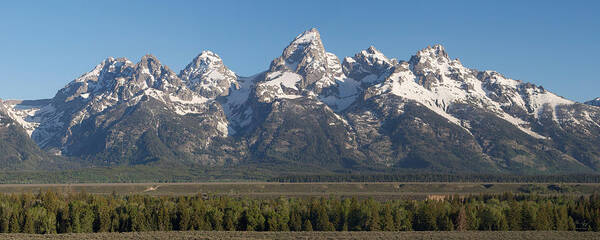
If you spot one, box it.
[1,29,600,180]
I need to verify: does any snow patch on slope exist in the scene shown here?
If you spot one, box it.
[369,56,553,138]
[222,74,261,131]
[169,95,208,105]
[525,88,574,121]
[2,102,51,136]
[256,71,303,102]
[263,71,301,90]
[376,68,465,127]
[319,76,361,112]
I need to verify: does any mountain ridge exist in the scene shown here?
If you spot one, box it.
[2,28,599,174]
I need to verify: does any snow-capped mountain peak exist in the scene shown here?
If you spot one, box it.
[342,46,395,85]
[73,57,133,83]
[188,51,228,72]
[131,54,196,98]
[136,54,172,80]
[136,54,174,84]
[19,53,217,152]
[257,28,343,103]
[57,57,134,103]
[290,28,321,45]
[358,46,395,68]
[408,45,471,87]
[139,54,160,65]
[270,28,326,73]
[179,50,238,98]
[361,44,583,139]
[414,44,450,61]
[180,51,228,78]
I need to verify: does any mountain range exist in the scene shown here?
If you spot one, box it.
[1,28,599,176]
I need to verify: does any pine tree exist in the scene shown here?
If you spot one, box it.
[9,212,20,233]
[553,205,569,231]
[456,207,467,231]
[521,203,536,230]
[315,205,334,231]
[506,202,522,231]
[381,207,395,231]
[175,202,191,231]
[289,210,302,231]
[239,206,264,231]
[365,206,381,231]
[208,207,224,231]
[0,204,11,233]
[302,219,313,231]
[535,203,553,230]
[414,204,436,231]
[347,198,364,231]
[222,208,236,231]
[393,207,412,231]
[568,217,576,231]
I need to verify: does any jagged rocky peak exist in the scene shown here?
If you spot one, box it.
[180,51,238,98]
[407,44,476,89]
[363,46,394,64]
[268,28,336,90]
[73,56,134,85]
[270,28,325,72]
[134,54,184,90]
[409,44,457,73]
[75,57,133,82]
[293,27,321,43]
[137,54,162,72]
[23,53,210,153]
[53,53,192,109]
[255,28,346,103]
[413,44,450,62]
[184,51,228,72]
[54,57,134,103]
[343,45,396,83]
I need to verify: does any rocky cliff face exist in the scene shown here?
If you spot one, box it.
[3,29,600,173]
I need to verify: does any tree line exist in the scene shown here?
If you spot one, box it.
[1,192,600,234]
[3,170,600,185]
[268,173,600,183]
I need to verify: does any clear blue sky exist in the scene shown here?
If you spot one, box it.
[0,0,598,101]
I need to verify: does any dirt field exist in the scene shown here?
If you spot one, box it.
[0,182,597,200]
[1,231,599,240]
